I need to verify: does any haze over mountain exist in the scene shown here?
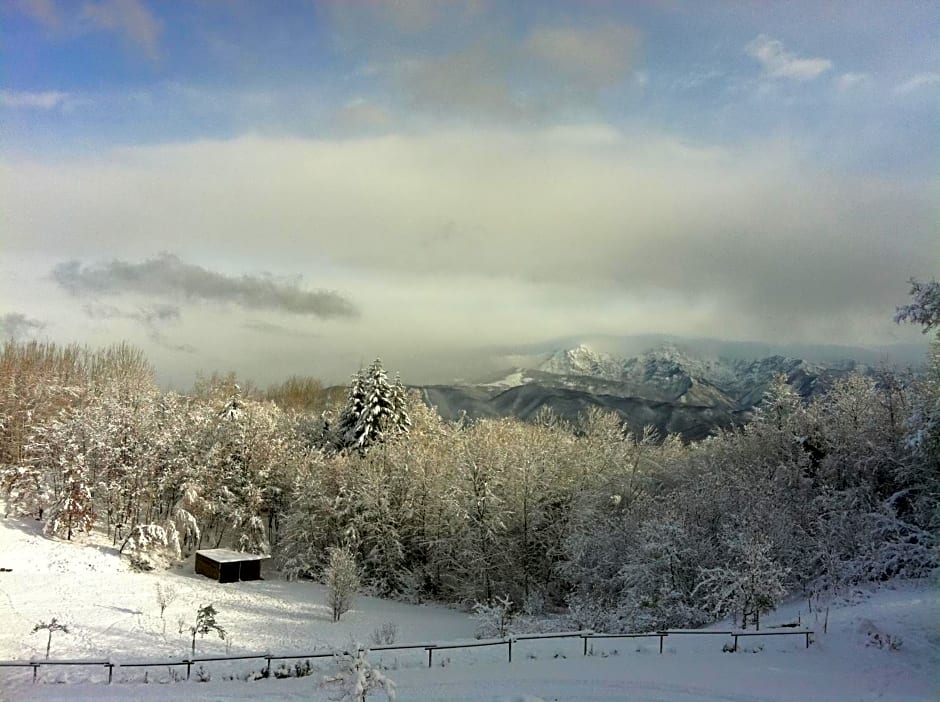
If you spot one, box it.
[2,2,937,387]
[416,341,877,440]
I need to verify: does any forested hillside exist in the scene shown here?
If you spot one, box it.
[2,283,937,632]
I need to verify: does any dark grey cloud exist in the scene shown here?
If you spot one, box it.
[243,320,320,339]
[0,312,45,340]
[53,254,358,319]
[84,301,180,323]
[83,302,195,353]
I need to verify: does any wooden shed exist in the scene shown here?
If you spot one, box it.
[195,549,268,583]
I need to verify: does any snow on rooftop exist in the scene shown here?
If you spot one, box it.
[195,549,268,563]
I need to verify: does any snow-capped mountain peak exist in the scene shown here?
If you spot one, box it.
[434,342,866,440]
[537,343,626,380]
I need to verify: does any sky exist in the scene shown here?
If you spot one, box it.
[1,0,938,387]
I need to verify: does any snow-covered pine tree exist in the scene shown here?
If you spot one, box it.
[336,370,367,452]
[354,360,396,450]
[336,360,410,454]
[389,374,412,435]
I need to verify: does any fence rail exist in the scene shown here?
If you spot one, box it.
[660,628,815,652]
[583,631,668,655]
[0,627,814,684]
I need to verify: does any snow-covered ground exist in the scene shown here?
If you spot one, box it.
[1,512,937,702]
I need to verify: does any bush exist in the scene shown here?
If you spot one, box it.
[323,646,396,701]
[471,595,513,638]
[370,622,398,646]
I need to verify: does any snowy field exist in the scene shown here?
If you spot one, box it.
[1,512,938,702]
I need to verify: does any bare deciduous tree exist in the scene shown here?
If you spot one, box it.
[326,547,360,623]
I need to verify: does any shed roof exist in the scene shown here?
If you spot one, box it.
[195,549,269,563]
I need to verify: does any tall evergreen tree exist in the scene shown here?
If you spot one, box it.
[390,374,412,434]
[336,359,410,453]
[336,370,367,451]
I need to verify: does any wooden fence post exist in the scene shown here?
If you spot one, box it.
[6,628,823,689]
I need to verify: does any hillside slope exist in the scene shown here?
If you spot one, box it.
[2,508,937,701]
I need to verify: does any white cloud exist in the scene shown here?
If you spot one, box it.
[0,89,71,110]
[895,72,940,94]
[81,0,161,59]
[835,72,868,91]
[746,34,832,81]
[333,99,393,132]
[2,128,933,372]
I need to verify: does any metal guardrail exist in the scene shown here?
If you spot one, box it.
[0,627,815,683]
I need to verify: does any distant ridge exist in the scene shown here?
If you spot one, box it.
[414,342,867,440]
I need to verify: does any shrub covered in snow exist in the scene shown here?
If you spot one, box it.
[324,646,396,702]
[472,595,514,639]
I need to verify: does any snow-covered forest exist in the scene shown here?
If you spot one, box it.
[2,283,938,634]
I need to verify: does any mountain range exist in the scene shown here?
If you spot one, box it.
[415,343,867,440]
